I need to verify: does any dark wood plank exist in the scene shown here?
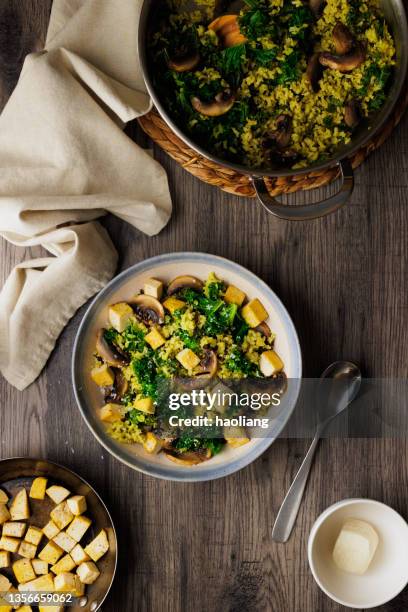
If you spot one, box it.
[1,2,408,611]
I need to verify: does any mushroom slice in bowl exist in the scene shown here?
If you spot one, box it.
[164,447,212,466]
[96,329,129,367]
[130,295,165,325]
[167,275,203,295]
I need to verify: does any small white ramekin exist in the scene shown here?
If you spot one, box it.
[308,498,408,609]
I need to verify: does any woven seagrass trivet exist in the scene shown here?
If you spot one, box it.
[138,78,408,198]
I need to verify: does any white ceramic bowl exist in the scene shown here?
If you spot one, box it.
[308,499,408,609]
[72,253,302,481]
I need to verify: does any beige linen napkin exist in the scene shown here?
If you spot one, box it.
[0,0,172,391]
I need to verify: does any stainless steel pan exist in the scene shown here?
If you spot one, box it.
[139,0,408,220]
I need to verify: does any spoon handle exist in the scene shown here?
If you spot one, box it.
[272,431,321,543]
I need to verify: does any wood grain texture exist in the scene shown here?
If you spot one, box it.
[1,2,408,611]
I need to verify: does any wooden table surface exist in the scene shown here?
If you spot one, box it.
[1,2,408,611]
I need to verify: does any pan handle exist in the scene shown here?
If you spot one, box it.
[251,159,354,221]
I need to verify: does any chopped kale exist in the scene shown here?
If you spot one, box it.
[176,329,200,351]
[132,356,158,399]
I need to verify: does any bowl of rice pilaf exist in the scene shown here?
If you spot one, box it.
[139,0,408,218]
[72,254,302,482]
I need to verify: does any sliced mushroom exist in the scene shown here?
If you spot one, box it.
[105,369,129,403]
[270,114,293,149]
[195,350,218,378]
[167,275,203,296]
[191,90,235,117]
[96,329,129,367]
[130,295,165,325]
[164,448,211,466]
[344,100,362,129]
[333,23,354,55]
[309,0,325,17]
[168,51,200,73]
[319,44,366,72]
[255,322,272,339]
[307,53,324,93]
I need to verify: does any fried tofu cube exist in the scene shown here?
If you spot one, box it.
[145,328,166,350]
[0,605,12,612]
[224,285,246,306]
[66,517,91,543]
[38,541,63,565]
[25,527,43,546]
[32,559,48,575]
[100,403,123,423]
[76,561,100,585]
[163,297,185,314]
[176,348,200,371]
[0,506,10,527]
[29,477,48,501]
[46,486,70,505]
[2,522,26,538]
[70,544,90,566]
[18,541,37,560]
[133,397,155,415]
[39,608,63,612]
[50,503,74,530]
[259,350,284,377]
[0,537,20,553]
[10,489,29,520]
[143,432,161,454]
[0,573,12,591]
[108,302,134,333]
[0,491,8,505]
[0,552,9,569]
[67,496,87,517]
[53,531,76,553]
[144,278,163,300]
[51,554,75,574]
[54,572,84,596]
[20,573,55,592]
[241,298,268,327]
[12,558,36,584]
[84,530,109,562]
[42,521,60,540]
[224,426,250,448]
[91,363,115,387]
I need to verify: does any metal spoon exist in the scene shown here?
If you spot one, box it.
[272,361,362,543]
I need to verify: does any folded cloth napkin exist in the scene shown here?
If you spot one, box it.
[0,0,172,390]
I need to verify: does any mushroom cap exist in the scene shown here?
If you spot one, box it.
[167,275,203,296]
[309,0,325,17]
[191,90,236,117]
[319,44,366,72]
[168,52,200,73]
[255,322,272,339]
[105,368,129,402]
[130,295,165,325]
[307,53,324,93]
[344,100,362,129]
[196,350,218,378]
[332,23,355,55]
[96,329,129,367]
[164,447,212,466]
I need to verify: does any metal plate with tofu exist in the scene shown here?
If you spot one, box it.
[0,458,117,612]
